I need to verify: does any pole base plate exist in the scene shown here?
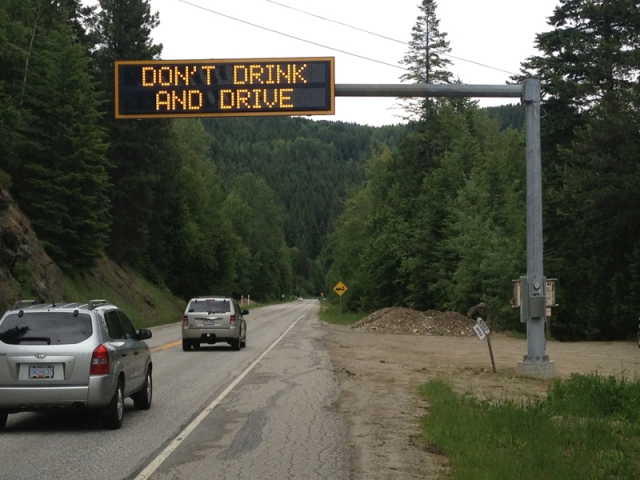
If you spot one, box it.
[517,360,555,379]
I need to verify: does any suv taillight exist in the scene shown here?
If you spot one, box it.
[230,314,237,326]
[183,315,188,327]
[90,344,110,375]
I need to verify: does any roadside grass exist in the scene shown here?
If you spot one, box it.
[241,301,269,310]
[63,258,186,329]
[503,330,527,340]
[419,373,640,480]
[318,301,370,326]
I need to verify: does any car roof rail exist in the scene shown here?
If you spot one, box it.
[88,299,111,310]
[11,299,39,310]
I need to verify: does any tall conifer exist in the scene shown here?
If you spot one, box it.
[8,0,111,269]
[90,0,178,278]
[399,0,452,121]
[516,0,640,339]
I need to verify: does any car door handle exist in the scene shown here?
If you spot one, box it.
[121,353,127,357]
[134,351,140,355]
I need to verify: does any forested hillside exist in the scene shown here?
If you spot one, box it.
[204,117,403,259]
[2,0,640,341]
[326,0,640,341]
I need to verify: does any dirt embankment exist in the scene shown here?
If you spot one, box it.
[351,307,476,337]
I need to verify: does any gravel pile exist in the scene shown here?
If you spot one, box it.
[351,307,476,337]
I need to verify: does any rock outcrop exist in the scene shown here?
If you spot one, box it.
[0,185,64,313]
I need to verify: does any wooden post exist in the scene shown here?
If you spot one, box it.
[467,303,497,373]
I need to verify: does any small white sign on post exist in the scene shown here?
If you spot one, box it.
[477,317,490,335]
[473,324,486,340]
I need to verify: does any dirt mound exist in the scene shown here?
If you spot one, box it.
[351,307,476,336]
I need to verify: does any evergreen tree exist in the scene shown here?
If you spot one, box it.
[222,173,292,301]
[399,0,452,121]
[90,0,178,278]
[0,0,25,177]
[515,0,640,339]
[6,0,111,269]
[163,119,237,298]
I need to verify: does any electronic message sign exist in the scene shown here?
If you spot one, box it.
[115,57,335,119]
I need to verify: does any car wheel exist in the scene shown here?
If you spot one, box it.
[231,336,241,351]
[241,333,246,348]
[133,368,152,410]
[182,339,191,351]
[102,379,124,430]
[0,410,8,431]
[637,329,640,348]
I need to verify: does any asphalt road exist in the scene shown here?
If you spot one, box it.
[0,301,349,480]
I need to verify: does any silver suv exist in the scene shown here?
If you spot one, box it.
[182,296,247,351]
[0,299,153,430]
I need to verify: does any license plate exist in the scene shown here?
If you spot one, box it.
[29,365,54,379]
[204,319,214,325]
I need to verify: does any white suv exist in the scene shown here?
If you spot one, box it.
[182,296,247,351]
[0,299,153,430]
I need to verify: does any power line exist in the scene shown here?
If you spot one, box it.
[264,0,519,76]
[265,0,406,46]
[177,0,408,71]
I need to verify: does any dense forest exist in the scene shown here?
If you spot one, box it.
[1,0,639,341]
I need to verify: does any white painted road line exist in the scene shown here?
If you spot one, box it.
[134,306,313,480]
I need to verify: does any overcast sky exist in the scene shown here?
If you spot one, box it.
[92,0,562,126]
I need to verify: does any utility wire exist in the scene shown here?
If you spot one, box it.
[266,0,406,46]
[178,0,407,71]
[265,0,519,76]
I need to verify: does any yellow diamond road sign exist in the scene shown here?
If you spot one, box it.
[333,281,348,296]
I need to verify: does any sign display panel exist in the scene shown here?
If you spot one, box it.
[115,57,335,119]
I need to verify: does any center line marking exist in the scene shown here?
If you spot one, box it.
[151,340,182,352]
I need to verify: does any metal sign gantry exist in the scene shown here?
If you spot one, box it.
[114,60,552,378]
[334,80,553,379]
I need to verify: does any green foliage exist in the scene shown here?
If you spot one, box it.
[482,103,525,131]
[11,261,34,297]
[318,300,369,326]
[63,258,185,329]
[0,169,12,190]
[3,0,639,342]
[89,0,169,271]
[516,0,640,340]
[546,372,640,422]
[222,173,290,301]
[327,104,526,327]
[158,120,237,298]
[400,0,453,121]
[4,0,111,270]
[204,116,401,297]
[427,124,526,328]
[420,374,640,479]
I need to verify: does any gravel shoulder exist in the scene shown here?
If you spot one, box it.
[321,309,640,479]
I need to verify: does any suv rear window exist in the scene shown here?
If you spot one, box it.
[188,300,230,314]
[0,312,93,345]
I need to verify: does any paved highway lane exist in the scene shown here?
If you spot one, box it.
[0,301,349,480]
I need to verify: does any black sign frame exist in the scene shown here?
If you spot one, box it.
[115,57,335,119]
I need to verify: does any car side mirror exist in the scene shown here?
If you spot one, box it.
[137,328,152,340]
[241,310,249,315]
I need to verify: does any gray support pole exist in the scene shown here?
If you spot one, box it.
[334,84,523,99]
[518,78,555,379]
